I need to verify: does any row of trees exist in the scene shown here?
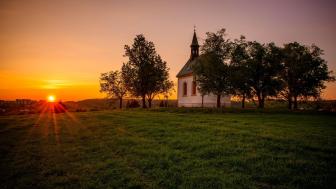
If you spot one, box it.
[193,29,334,109]
[100,35,173,108]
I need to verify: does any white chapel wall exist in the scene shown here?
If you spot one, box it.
[177,76,231,107]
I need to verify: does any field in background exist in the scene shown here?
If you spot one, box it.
[63,99,336,112]
[1,98,335,115]
[0,110,335,188]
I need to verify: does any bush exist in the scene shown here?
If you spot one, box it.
[126,100,140,108]
[75,108,87,112]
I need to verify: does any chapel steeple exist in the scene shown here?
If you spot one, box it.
[190,27,199,60]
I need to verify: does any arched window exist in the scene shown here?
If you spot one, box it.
[192,81,196,95]
[183,82,187,96]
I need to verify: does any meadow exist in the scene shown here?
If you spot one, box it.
[0,109,335,189]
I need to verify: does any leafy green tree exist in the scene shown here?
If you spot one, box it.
[283,42,334,109]
[230,36,251,108]
[246,42,284,108]
[122,34,172,108]
[193,29,232,108]
[193,53,231,108]
[201,28,232,59]
[100,70,127,109]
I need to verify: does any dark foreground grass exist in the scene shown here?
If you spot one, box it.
[0,110,335,189]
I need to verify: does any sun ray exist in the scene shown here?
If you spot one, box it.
[52,111,60,145]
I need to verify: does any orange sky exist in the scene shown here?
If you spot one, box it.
[1,0,335,101]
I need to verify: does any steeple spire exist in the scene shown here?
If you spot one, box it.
[190,26,199,60]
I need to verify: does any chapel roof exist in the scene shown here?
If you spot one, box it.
[176,58,197,78]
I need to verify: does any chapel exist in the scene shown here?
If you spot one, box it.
[176,29,231,107]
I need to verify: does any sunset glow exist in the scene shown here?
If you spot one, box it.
[0,0,335,100]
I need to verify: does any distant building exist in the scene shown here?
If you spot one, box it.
[176,29,231,107]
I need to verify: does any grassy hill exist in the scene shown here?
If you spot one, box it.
[0,110,335,188]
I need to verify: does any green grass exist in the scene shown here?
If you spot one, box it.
[0,109,335,189]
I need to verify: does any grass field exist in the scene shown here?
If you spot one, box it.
[0,109,335,189]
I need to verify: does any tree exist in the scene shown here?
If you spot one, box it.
[122,34,172,108]
[193,29,232,108]
[161,80,175,107]
[246,42,284,108]
[193,53,231,108]
[196,81,207,108]
[283,42,334,110]
[230,36,252,108]
[100,70,127,109]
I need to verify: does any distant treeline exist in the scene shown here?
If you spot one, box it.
[62,99,336,112]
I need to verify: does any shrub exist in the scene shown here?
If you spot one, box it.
[126,100,140,108]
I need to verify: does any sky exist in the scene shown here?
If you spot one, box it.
[0,0,335,101]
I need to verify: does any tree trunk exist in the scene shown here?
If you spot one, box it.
[257,92,265,109]
[288,93,292,110]
[119,97,123,109]
[260,98,265,109]
[293,95,298,110]
[148,98,152,108]
[216,94,221,108]
[241,94,245,109]
[165,96,168,107]
[142,96,147,108]
[201,95,204,108]
[257,93,263,109]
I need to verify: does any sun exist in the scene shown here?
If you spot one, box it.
[47,95,56,102]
